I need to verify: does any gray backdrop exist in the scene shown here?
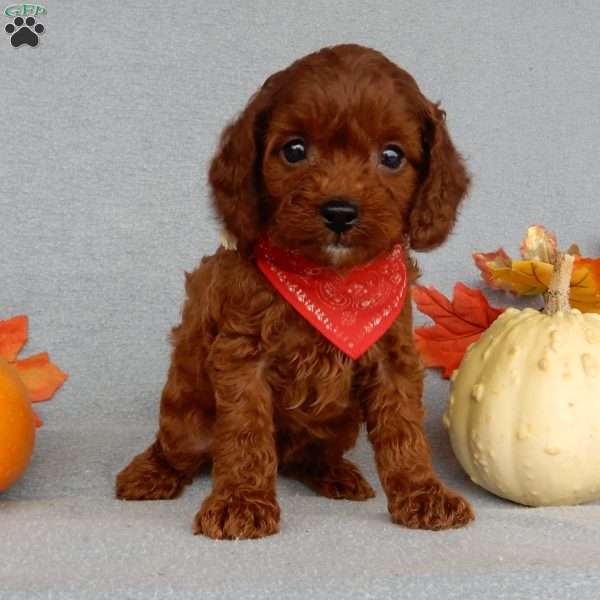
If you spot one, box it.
[2,2,600,599]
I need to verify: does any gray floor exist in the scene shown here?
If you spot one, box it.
[2,1,600,598]
[3,377,600,599]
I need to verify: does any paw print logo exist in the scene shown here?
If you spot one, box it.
[5,16,45,47]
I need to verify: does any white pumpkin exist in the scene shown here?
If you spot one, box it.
[445,253,600,506]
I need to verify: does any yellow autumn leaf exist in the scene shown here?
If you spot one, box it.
[473,250,553,296]
[473,252,600,312]
[508,260,554,295]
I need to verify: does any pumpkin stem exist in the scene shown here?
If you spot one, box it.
[543,252,574,315]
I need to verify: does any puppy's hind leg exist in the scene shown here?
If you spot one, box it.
[279,416,375,501]
[115,439,188,501]
[284,454,376,501]
[116,364,214,501]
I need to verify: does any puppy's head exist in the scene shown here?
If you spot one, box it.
[209,44,469,265]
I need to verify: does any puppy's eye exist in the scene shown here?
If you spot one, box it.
[281,139,307,164]
[379,144,405,170]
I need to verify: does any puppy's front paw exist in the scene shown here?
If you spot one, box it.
[194,492,280,540]
[389,481,474,530]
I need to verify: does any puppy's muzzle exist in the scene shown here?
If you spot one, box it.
[319,198,359,234]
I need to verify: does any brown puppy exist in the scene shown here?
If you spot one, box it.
[116,44,474,539]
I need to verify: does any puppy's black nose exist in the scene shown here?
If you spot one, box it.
[319,198,359,234]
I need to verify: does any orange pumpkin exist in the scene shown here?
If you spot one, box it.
[0,356,35,491]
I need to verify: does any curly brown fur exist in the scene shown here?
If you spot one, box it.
[116,43,474,539]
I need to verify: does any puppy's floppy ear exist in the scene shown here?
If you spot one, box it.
[409,103,470,251]
[209,77,277,255]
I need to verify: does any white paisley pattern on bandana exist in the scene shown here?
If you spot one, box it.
[254,236,408,359]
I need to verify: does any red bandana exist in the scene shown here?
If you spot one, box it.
[254,236,409,359]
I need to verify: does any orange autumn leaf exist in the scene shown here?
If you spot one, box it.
[0,315,28,362]
[472,248,515,293]
[14,353,68,403]
[570,258,600,313]
[413,283,505,378]
[0,316,68,427]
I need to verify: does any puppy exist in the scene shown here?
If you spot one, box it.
[116,43,474,539]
